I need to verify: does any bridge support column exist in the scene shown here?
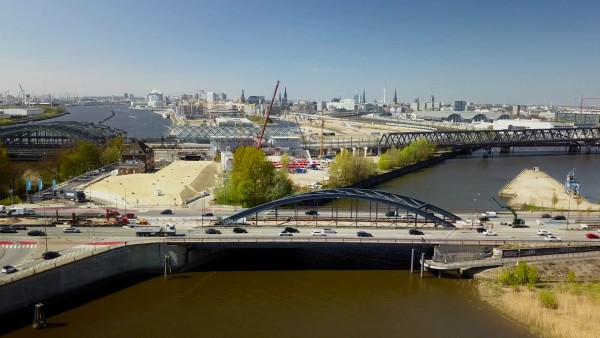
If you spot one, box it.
[377,147,381,157]
[363,146,368,157]
[420,253,425,278]
[499,146,511,154]
[482,147,492,158]
[585,146,592,154]
[352,147,357,156]
[567,145,580,153]
[410,248,415,273]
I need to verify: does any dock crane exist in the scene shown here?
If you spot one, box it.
[19,84,30,106]
[294,116,308,150]
[489,197,525,226]
[256,80,280,150]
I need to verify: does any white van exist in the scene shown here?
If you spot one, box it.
[0,205,6,214]
[481,211,497,218]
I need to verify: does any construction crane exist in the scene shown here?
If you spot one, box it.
[575,96,600,111]
[294,116,308,150]
[319,117,324,157]
[489,197,525,226]
[19,84,30,105]
[256,80,280,149]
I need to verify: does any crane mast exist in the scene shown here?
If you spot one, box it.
[256,80,280,149]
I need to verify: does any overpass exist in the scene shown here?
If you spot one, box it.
[217,188,462,228]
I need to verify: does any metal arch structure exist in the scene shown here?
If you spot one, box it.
[218,188,460,228]
[0,121,126,158]
[168,125,301,143]
[379,127,600,149]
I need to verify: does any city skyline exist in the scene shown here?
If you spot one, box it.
[1,0,599,106]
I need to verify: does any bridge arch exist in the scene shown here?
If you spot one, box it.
[218,188,460,227]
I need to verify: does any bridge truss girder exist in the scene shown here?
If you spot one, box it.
[379,127,600,149]
[219,188,460,228]
[168,126,301,143]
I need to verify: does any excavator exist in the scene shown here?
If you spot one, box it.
[489,197,525,226]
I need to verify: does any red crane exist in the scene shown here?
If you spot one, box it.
[256,80,280,149]
[575,96,600,111]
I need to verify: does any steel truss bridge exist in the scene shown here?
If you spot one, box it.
[219,188,461,228]
[169,125,301,143]
[379,127,600,150]
[0,121,126,160]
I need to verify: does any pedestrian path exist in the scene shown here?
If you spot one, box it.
[0,241,38,249]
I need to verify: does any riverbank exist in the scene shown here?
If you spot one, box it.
[476,258,600,338]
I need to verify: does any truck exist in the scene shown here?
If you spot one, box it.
[481,211,497,218]
[7,207,36,216]
[134,224,176,237]
[63,189,86,202]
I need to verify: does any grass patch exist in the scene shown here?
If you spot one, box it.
[539,290,559,309]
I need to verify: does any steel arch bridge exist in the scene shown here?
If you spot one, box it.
[0,121,126,159]
[218,188,460,228]
[379,127,600,149]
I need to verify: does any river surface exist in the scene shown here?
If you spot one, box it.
[6,116,600,337]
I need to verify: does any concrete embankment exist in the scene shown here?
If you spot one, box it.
[0,243,225,320]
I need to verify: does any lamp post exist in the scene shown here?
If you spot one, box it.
[472,198,477,226]
[43,205,48,252]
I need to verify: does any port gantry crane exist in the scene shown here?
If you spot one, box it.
[256,80,280,150]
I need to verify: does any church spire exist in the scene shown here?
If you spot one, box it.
[240,90,245,103]
[393,89,397,105]
[282,87,288,106]
[361,90,366,104]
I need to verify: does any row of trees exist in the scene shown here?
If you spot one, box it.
[0,137,124,204]
[377,138,435,170]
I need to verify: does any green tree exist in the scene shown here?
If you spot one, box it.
[377,152,392,170]
[279,152,291,171]
[328,150,376,188]
[0,144,10,197]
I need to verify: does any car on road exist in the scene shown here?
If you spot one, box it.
[284,227,299,233]
[63,227,81,233]
[479,216,490,222]
[42,251,60,260]
[1,265,17,274]
[585,233,599,239]
[409,229,424,235]
[476,227,487,233]
[483,230,497,236]
[305,210,319,216]
[537,229,551,236]
[232,227,247,233]
[28,230,46,236]
[160,209,173,215]
[357,231,373,237]
[385,211,397,217]
[540,213,551,218]
[323,228,337,234]
[9,224,27,230]
[545,235,561,242]
[552,215,566,220]
[279,231,293,236]
[0,227,17,233]
[205,228,221,235]
[311,230,327,236]
[202,212,214,217]
[265,210,278,216]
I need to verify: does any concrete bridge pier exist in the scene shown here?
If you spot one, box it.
[499,146,511,154]
[567,145,580,153]
[482,147,493,158]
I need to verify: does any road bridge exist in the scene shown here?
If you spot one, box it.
[218,188,462,228]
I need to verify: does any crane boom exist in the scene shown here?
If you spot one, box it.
[489,197,524,225]
[256,80,280,149]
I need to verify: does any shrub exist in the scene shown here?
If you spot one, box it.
[539,290,559,310]
[497,261,539,286]
[567,270,576,283]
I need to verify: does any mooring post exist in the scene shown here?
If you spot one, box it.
[410,248,415,273]
[420,253,425,279]
[32,303,46,329]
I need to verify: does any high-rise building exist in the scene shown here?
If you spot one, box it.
[512,105,521,117]
[147,90,163,108]
[454,100,467,111]
[124,93,128,99]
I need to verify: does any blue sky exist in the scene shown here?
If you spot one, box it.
[1,0,599,105]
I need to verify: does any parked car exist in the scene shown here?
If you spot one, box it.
[409,229,424,235]
[266,210,278,215]
[305,210,319,216]
[537,229,551,236]
[28,230,46,236]
[284,227,299,233]
[357,231,373,237]
[63,227,81,233]
[476,227,487,233]
[9,224,27,230]
[585,233,599,239]
[0,227,17,233]
[1,265,17,274]
[540,213,551,218]
[279,231,293,236]
[232,227,247,233]
[311,230,327,236]
[483,230,497,236]
[552,215,566,220]
[202,212,214,217]
[42,251,60,260]
[205,228,221,235]
[545,235,561,242]
[160,209,173,215]
[323,228,337,234]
